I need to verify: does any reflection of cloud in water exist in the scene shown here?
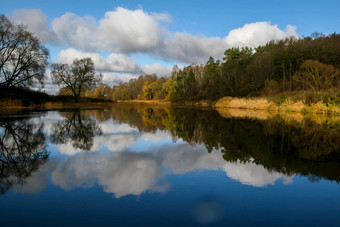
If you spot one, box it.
[14,144,294,197]
[28,112,64,135]
[140,130,173,142]
[100,120,138,134]
[13,160,59,194]
[222,161,293,187]
[51,152,165,198]
[57,143,83,155]
[51,116,175,155]
[90,132,140,152]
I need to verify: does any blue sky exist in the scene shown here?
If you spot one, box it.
[2,0,340,92]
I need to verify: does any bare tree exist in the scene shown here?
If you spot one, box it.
[51,57,102,98]
[0,15,49,88]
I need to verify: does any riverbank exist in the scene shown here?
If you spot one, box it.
[2,86,339,116]
[215,90,340,115]
[116,90,340,115]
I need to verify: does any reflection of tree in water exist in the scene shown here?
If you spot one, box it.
[0,119,49,194]
[107,105,340,183]
[50,111,102,150]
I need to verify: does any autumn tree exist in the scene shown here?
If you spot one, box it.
[162,78,178,100]
[56,87,73,96]
[293,59,340,91]
[93,83,112,99]
[0,15,49,88]
[51,58,102,98]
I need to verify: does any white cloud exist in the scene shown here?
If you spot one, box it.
[9,8,300,79]
[102,72,139,84]
[51,7,167,53]
[52,12,97,51]
[152,33,228,64]
[57,49,177,84]
[152,22,298,64]
[57,48,140,73]
[10,9,58,43]
[141,63,173,77]
[224,22,299,48]
[96,7,166,53]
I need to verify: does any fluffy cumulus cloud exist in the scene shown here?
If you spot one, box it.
[154,33,228,64]
[224,22,298,48]
[101,72,138,84]
[51,7,168,53]
[52,13,98,51]
[10,9,59,43]
[57,48,141,73]
[51,14,298,64]
[141,63,173,77]
[9,8,300,81]
[56,49,177,83]
[96,7,170,53]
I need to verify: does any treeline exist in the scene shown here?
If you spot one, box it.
[109,34,340,101]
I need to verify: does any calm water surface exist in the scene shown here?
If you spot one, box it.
[0,105,339,226]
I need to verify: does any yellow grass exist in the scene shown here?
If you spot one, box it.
[215,97,271,110]
[0,99,23,108]
[44,102,63,108]
[217,108,271,120]
[309,102,330,114]
[117,100,171,106]
[215,96,340,116]
[279,99,305,113]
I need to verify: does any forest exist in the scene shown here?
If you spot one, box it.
[106,34,340,102]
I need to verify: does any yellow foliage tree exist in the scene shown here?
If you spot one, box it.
[293,59,340,91]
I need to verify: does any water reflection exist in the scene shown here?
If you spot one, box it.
[111,106,340,182]
[1,105,340,197]
[13,143,292,197]
[0,118,49,194]
[50,110,102,150]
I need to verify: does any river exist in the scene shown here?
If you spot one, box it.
[0,105,339,226]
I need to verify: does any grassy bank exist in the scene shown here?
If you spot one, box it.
[117,99,214,107]
[215,90,340,115]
